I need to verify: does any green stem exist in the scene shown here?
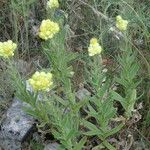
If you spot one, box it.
[102,140,116,150]
[98,135,116,150]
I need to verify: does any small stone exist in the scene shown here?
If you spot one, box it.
[0,98,34,149]
[76,88,91,100]
[44,142,60,150]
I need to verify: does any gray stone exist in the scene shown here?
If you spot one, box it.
[44,142,60,150]
[0,98,34,149]
[76,88,91,100]
[0,139,21,150]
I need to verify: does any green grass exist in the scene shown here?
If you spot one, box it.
[29,140,44,150]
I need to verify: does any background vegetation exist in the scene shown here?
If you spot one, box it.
[0,0,149,149]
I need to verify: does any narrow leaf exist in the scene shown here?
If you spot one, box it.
[73,137,87,150]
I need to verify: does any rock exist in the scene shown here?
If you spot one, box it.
[76,88,91,101]
[44,142,60,150]
[0,98,34,150]
[0,140,21,150]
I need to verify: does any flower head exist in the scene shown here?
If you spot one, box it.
[116,15,128,31]
[28,71,53,91]
[47,0,59,9]
[0,40,17,58]
[88,38,102,56]
[38,19,59,40]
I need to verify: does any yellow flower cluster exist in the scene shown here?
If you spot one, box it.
[38,19,59,40]
[88,38,102,56]
[28,71,53,91]
[47,0,59,9]
[0,40,17,58]
[116,15,128,31]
